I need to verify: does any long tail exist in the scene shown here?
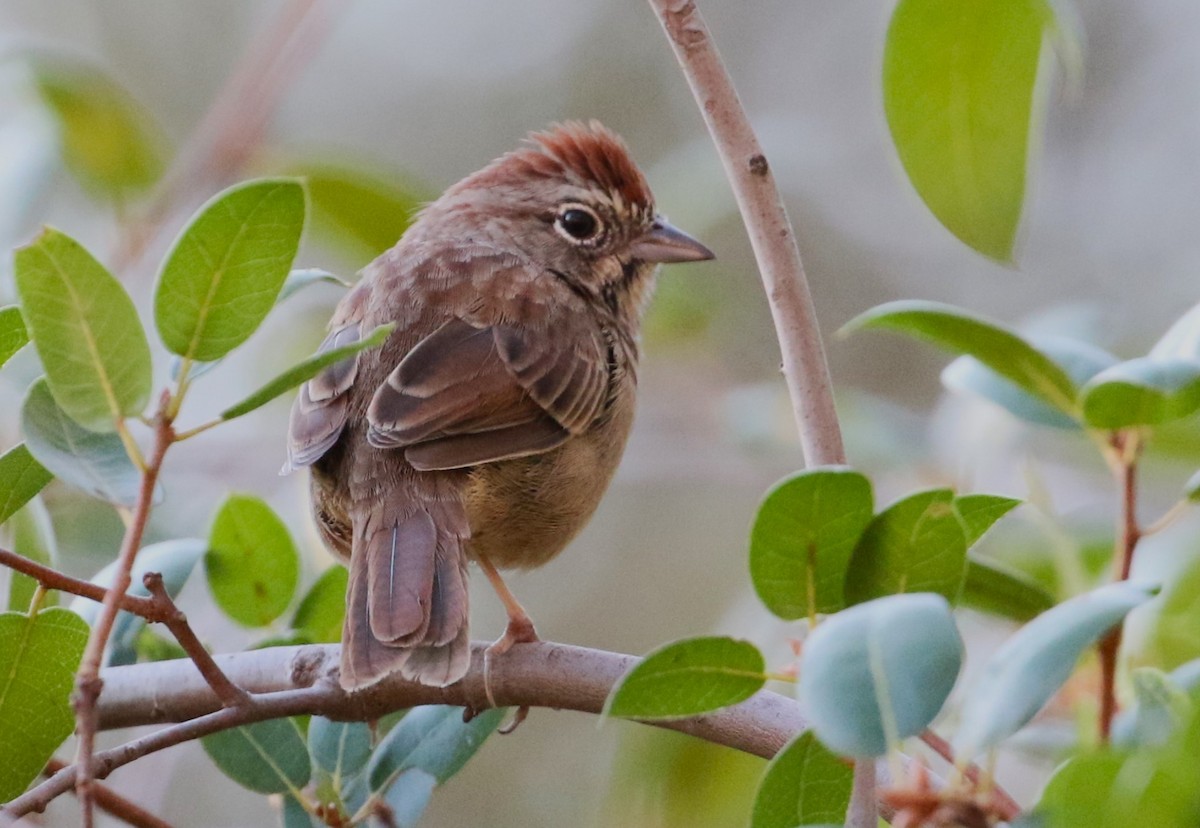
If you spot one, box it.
[340,488,470,689]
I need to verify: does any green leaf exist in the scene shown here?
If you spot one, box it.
[281,794,320,828]
[296,163,426,260]
[883,0,1054,260]
[605,637,767,720]
[943,336,1117,429]
[1144,552,1200,671]
[381,769,437,828]
[961,555,1055,622]
[749,467,874,620]
[206,494,300,627]
[367,705,505,793]
[132,628,187,663]
[0,443,53,526]
[799,593,963,757]
[750,732,853,828]
[14,228,152,431]
[1081,357,1200,429]
[955,580,1159,757]
[845,489,968,605]
[219,322,395,421]
[842,301,1077,415]
[21,378,142,506]
[0,307,29,370]
[69,538,204,666]
[1111,668,1193,748]
[0,608,88,801]
[154,178,306,362]
[202,718,311,794]
[309,717,371,783]
[1185,469,1200,503]
[278,268,351,304]
[30,55,166,198]
[5,498,58,612]
[292,566,348,644]
[955,494,1021,547]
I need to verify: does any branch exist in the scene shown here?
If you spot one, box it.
[43,759,174,828]
[0,549,163,621]
[1099,432,1141,743]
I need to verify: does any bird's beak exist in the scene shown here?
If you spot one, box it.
[629,218,715,264]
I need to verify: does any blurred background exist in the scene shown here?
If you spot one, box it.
[1,0,1199,825]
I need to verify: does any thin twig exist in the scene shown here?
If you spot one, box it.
[43,759,175,828]
[919,729,1020,820]
[0,549,164,620]
[71,401,174,827]
[1098,432,1140,743]
[142,573,251,709]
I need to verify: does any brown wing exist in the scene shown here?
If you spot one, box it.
[367,317,609,471]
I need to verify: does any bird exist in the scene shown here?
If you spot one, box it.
[284,121,714,691]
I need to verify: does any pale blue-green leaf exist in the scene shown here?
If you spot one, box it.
[281,794,319,828]
[308,717,371,781]
[944,336,1117,429]
[749,467,874,620]
[845,489,967,605]
[1151,301,1200,362]
[367,705,505,793]
[0,444,53,527]
[382,769,437,828]
[0,608,88,800]
[0,307,29,370]
[219,323,394,421]
[14,228,152,431]
[5,497,58,612]
[605,636,766,720]
[1081,357,1200,429]
[750,731,853,828]
[799,593,963,757]
[69,538,204,666]
[883,0,1054,260]
[206,493,299,627]
[154,178,305,362]
[202,718,311,794]
[21,378,143,506]
[842,301,1077,415]
[961,555,1055,622]
[955,580,1159,757]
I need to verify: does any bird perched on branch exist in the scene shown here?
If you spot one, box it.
[285,122,714,690]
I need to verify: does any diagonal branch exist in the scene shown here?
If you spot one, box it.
[0,549,164,621]
[43,759,174,828]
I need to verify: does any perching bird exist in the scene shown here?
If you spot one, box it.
[285,122,714,690]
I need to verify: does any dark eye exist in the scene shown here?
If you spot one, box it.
[556,206,601,242]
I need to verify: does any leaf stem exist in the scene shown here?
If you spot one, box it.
[115,418,146,473]
[1142,498,1189,537]
[172,418,222,442]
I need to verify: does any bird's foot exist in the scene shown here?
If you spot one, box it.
[483,616,540,732]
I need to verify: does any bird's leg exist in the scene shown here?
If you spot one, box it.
[477,556,538,730]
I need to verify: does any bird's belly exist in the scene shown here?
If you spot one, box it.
[464,424,627,570]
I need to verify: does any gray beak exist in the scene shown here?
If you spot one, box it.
[629,218,715,264]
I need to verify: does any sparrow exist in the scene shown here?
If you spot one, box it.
[285,121,714,690]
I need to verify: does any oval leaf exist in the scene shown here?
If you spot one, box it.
[155,178,306,362]
[292,565,349,645]
[955,580,1159,757]
[845,489,968,605]
[14,228,152,431]
[367,705,506,793]
[308,716,372,782]
[883,0,1054,260]
[799,593,963,757]
[943,336,1117,430]
[202,718,311,794]
[5,498,58,612]
[0,443,53,527]
[961,555,1055,622]
[842,301,1077,415]
[0,607,88,801]
[382,769,438,828]
[605,636,766,720]
[206,494,299,627]
[296,163,426,260]
[0,306,29,370]
[751,731,853,828]
[1081,357,1200,429]
[22,378,141,506]
[749,467,874,620]
[219,322,394,420]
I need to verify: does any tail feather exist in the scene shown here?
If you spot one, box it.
[339,490,471,690]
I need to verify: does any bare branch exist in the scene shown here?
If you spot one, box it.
[43,759,175,828]
[0,549,164,621]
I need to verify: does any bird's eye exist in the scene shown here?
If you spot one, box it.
[555,205,602,243]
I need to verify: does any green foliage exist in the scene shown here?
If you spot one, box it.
[1111,668,1193,748]
[0,308,29,370]
[955,580,1158,758]
[1081,358,1200,428]
[29,55,166,199]
[154,179,306,363]
[798,593,963,757]
[14,228,152,431]
[883,0,1054,260]
[750,732,852,828]
[1143,552,1200,670]
[961,556,1055,622]
[294,163,426,262]
[21,379,142,506]
[0,608,88,801]
[0,444,53,528]
[292,566,349,644]
[749,467,873,620]
[5,498,58,612]
[202,719,311,795]
[206,494,299,627]
[308,717,372,782]
[605,636,766,720]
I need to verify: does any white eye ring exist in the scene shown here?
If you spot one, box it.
[554,204,604,244]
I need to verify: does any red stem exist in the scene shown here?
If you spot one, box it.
[1098,438,1139,743]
